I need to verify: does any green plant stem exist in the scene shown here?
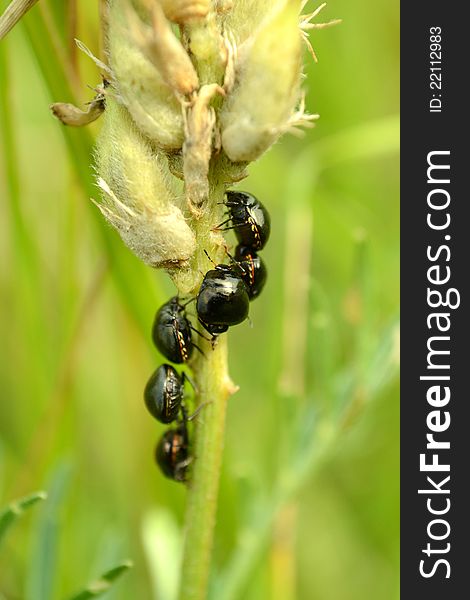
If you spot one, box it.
[176,174,237,600]
[179,333,235,600]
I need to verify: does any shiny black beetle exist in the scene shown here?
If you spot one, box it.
[234,244,267,300]
[220,191,271,251]
[144,364,191,424]
[196,263,250,336]
[152,297,193,363]
[155,424,190,482]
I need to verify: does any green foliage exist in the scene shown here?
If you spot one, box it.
[0,1,399,598]
[25,463,71,600]
[66,561,133,600]
[0,491,46,545]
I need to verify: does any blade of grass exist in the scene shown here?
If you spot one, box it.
[0,40,39,276]
[66,561,133,600]
[0,491,47,545]
[305,277,337,407]
[7,260,108,498]
[26,462,71,600]
[0,38,54,402]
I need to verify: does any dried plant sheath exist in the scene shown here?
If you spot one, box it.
[183,84,225,211]
[0,0,38,40]
[51,98,106,127]
[129,1,199,96]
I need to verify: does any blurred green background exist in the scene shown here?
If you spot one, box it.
[0,1,399,599]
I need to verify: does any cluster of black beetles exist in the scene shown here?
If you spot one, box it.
[143,191,271,482]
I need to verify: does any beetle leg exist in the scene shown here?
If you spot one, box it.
[188,323,211,342]
[175,456,193,482]
[187,401,210,421]
[212,217,232,230]
[182,371,198,393]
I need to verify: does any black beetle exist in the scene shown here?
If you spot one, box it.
[152,297,193,363]
[234,245,268,300]
[144,364,188,424]
[196,264,250,336]
[220,191,271,250]
[155,424,190,482]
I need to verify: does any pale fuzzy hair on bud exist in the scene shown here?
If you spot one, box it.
[107,0,185,149]
[221,0,282,44]
[160,0,210,23]
[94,99,196,268]
[220,0,303,162]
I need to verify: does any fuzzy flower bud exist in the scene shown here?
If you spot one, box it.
[160,0,210,24]
[45,0,335,273]
[220,0,303,162]
[94,99,196,268]
[221,0,277,44]
[107,0,186,149]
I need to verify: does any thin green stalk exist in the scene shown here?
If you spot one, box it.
[179,334,235,600]
[176,176,237,600]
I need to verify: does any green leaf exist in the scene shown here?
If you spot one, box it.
[0,491,47,545]
[26,462,72,600]
[66,561,133,600]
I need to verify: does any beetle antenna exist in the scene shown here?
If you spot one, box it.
[225,249,247,276]
[212,217,232,231]
[203,249,217,268]
[180,296,196,309]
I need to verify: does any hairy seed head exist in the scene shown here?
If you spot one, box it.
[220,0,303,162]
[94,99,196,268]
[80,0,334,271]
[221,0,280,44]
